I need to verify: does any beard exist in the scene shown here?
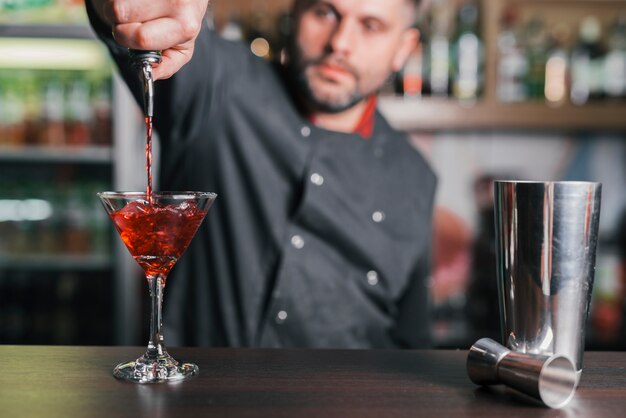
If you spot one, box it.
[284,38,366,114]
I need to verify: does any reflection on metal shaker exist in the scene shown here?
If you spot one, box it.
[494,181,602,384]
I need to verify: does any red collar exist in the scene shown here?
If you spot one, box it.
[352,95,377,139]
[308,96,377,139]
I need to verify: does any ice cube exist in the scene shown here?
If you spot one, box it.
[120,200,150,216]
[177,201,191,211]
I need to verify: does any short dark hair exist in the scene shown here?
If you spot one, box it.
[292,0,425,27]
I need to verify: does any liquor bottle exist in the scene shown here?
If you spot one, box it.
[604,16,626,99]
[497,5,527,102]
[37,182,61,255]
[39,77,66,146]
[570,16,605,105]
[451,1,482,102]
[429,34,451,97]
[523,16,548,100]
[403,44,424,98]
[544,23,571,106]
[65,77,93,146]
[2,77,27,146]
[428,0,453,97]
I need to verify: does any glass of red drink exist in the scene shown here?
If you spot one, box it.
[98,191,216,383]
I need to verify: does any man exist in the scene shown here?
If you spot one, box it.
[87,0,436,348]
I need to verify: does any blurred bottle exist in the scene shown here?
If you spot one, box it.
[2,80,27,146]
[544,23,571,106]
[37,182,60,255]
[570,16,605,105]
[63,186,91,255]
[91,79,112,145]
[429,34,451,97]
[29,181,46,255]
[65,76,93,146]
[0,178,14,255]
[21,71,41,145]
[451,1,482,102]
[604,16,626,99]
[11,181,35,256]
[49,185,65,255]
[0,179,7,255]
[0,82,7,146]
[402,44,424,98]
[428,0,452,97]
[39,77,66,146]
[523,16,549,100]
[497,5,528,102]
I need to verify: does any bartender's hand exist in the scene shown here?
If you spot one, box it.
[89,0,210,79]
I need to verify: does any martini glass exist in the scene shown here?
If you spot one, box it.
[98,191,216,383]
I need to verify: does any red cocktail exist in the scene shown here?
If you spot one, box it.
[109,199,207,278]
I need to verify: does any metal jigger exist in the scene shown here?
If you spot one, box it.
[467,338,577,409]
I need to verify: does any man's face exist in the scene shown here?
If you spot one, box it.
[288,0,418,113]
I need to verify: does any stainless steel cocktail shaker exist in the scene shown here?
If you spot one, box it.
[493,180,602,384]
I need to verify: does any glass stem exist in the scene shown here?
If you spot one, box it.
[146,274,166,359]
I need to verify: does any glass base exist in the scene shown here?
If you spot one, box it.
[113,352,198,383]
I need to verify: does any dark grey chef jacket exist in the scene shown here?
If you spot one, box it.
[88,7,437,348]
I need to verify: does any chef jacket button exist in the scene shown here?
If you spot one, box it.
[276,310,288,324]
[301,126,311,137]
[310,173,324,186]
[367,270,379,286]
[291,235,305,249]
[372,211,385,223]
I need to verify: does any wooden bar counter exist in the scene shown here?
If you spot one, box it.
[1,346,625,417]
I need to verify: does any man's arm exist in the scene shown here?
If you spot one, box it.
[86,0,210,80]
[86,0,248,148]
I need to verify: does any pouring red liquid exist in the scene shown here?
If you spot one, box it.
[145,115,153,200]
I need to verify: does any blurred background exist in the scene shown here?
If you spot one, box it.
[0,0,625,350]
